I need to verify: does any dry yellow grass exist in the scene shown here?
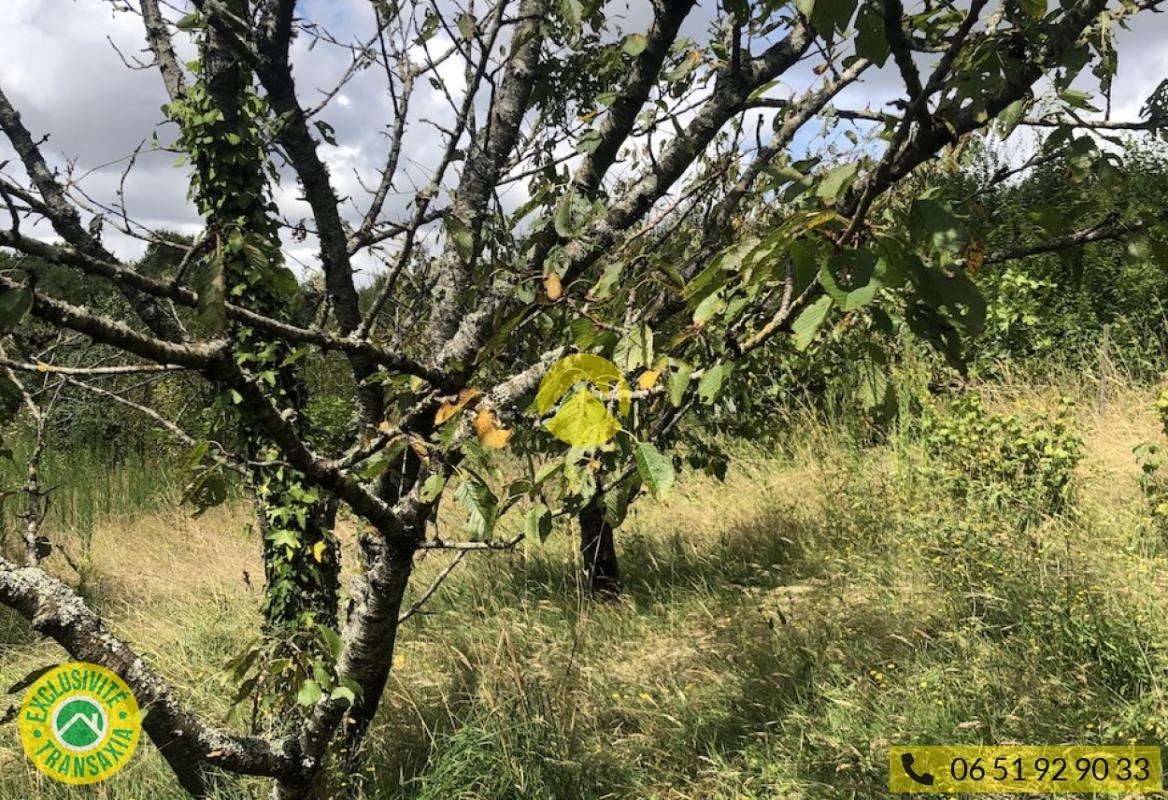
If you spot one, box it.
[2,381,1166,799]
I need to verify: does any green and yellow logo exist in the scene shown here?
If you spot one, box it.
[537,354,631,447]
[18,662,141,785]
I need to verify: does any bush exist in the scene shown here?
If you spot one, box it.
[921,395,1082,526]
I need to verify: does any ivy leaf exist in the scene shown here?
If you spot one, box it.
[791,295,833,351]
[195,255,227,333]
[0,285,33,333]
[634,442,675,498]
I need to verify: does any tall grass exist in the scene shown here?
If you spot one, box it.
[1,380,1167,799]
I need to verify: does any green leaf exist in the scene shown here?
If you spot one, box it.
[1000,98,1029,138]
[175,12,201,30]
[445,215,474,261]
[698,362,733,405]
[819,249,880,311]
[456,12,475,39]
[854,4,889,66]
[195,256,227,333]
[0,286,33,333]
[454,479,497,539]
[524,502,553,542]
[668,363,693,407]
[316,625,342,661]
[692,291,726,327]
[725,0,750,20]
[313,120,338,146]
[330,686,356,706]
[622,34,648,57]
[856,354,890,411]
[910,199,969,262]
[182,471,228,517]
[1019,0,1047,19]
[419,474,446,503]
[297,679,322,706]
[614,324,653,372]
[601,482,635,527]
[815,162,859,204]
[634,442,675,498]
[791,295,833,351]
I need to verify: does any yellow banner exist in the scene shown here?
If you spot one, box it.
[889,745,1161,793]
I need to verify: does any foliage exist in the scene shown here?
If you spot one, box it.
[1134,388,1168,537]
[921,394,1082,526]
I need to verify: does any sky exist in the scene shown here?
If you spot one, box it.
[0,0,1165,279]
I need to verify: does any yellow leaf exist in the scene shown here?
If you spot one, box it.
[544,271,562,301]
[474,406,513,449]
[587,458,601,473]
[311,541,327,563]
[434,388,480,425]
[377,420,395,434]
[637,368,661,390]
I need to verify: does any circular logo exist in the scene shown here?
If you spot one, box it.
[537,354,631,447]
[18,662,141,785]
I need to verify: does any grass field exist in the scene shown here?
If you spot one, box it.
[2,381,1167,800]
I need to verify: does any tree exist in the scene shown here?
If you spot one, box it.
[0,0,1164,797]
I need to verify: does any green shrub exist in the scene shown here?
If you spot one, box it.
[922,395,1082,526]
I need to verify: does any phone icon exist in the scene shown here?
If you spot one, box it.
[901,753,935,786]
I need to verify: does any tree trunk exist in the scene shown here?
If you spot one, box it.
[274,541,415,800]
[579,495,621,597]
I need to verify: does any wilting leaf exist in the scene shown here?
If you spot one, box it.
[474,407,513,449]
[435,388,480,425]
[544,271,563,301]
